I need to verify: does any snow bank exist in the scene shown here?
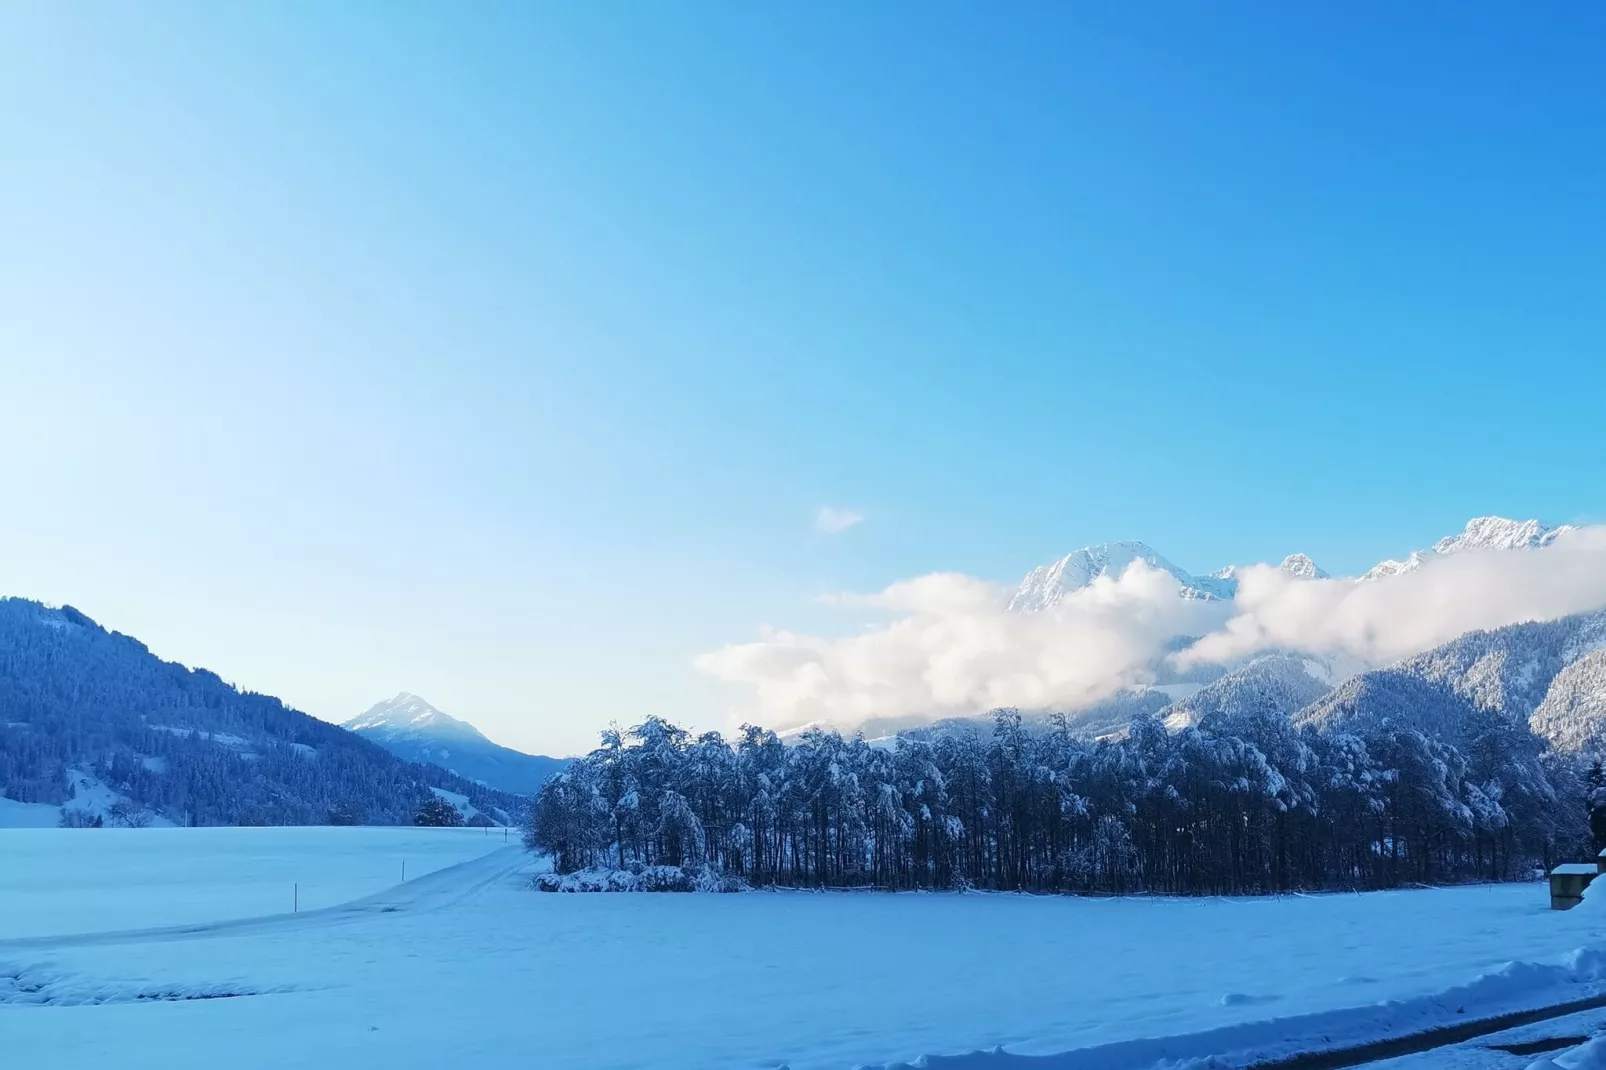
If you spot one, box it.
[1577,875,1606,914]
[1531,1037,1606,1070]
[0,960,302,1006]
[534,865,749,893]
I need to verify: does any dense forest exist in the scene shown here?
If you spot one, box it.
[528,704,1592,894]
[0,598,522,825]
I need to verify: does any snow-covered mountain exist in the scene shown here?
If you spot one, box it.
[991,516,1605,749]
[1010,540,1340,611]
[347,692,488,745]
[1360,517,1575,582]
[1009,541,1239,610]
[1163,653,1335,731]
[1013,516,1570,609]
[1292,608,1606,752]
[345,693,566,796]
[1531,648,1606,755]
[1277,553,1329,580]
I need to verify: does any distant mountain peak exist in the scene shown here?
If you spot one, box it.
[1009,540,1233,611]
[1434,516,1573,556]
[1362,516,1571,582]
[345,693,567,796]
[1014,515,1565,610]
[1279,553,1329,580]
[344,693,487,742]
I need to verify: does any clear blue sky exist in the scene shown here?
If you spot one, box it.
[2,3,1602,755]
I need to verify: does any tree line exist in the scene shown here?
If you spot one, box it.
[527,705,1590,895]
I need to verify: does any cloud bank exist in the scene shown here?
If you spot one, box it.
[696,564,1227,730]
[815,507,865,534]
[1181,525,1606,668]
[696,526,1606,731]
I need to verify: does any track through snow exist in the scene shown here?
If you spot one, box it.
[6,834,1606,1070]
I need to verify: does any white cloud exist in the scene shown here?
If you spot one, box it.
[1177,525,1606,669]
[697,526,1606,733]
[695,562,1226,731]
[815,506,865,535]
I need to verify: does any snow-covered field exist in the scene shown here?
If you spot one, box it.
[0,826,512,938]
[5,829,1606,1070]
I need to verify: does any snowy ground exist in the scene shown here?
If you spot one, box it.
[0,826,513,938]
[5,831,1606,1070]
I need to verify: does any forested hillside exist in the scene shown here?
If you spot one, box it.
[0,599,523,825]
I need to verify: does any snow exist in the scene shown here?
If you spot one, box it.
[1554,864,1598,876]
[1361,517,1572,583]
[1548,1037,1606,1070]
[1279,553,1330,580]
[428,786,481,822]
[1010,541,1234,610]
[345,691,489,743]
[0,827,510,939]
[0,796,62,828]
[147,725,257,754]
[1018,517,1564,606]
[62,767,121,819]
[5,837,1606,1070]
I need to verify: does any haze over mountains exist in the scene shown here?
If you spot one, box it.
[345,694,567,796]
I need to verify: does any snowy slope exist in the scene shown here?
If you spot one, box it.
[1531,648,1606,756]
[1391,610,1606,722]
[1163,653,1335,730]
[1293,668,1487,741]
[1290,608,1606,754]
[345,693,567,796]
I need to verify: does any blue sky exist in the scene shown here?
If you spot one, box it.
[2,3,1602,755]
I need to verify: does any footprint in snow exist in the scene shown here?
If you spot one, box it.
[1220,992,1280,1007]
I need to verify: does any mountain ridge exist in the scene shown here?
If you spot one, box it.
[1014,515,1570,608]
[0,598,522,826]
